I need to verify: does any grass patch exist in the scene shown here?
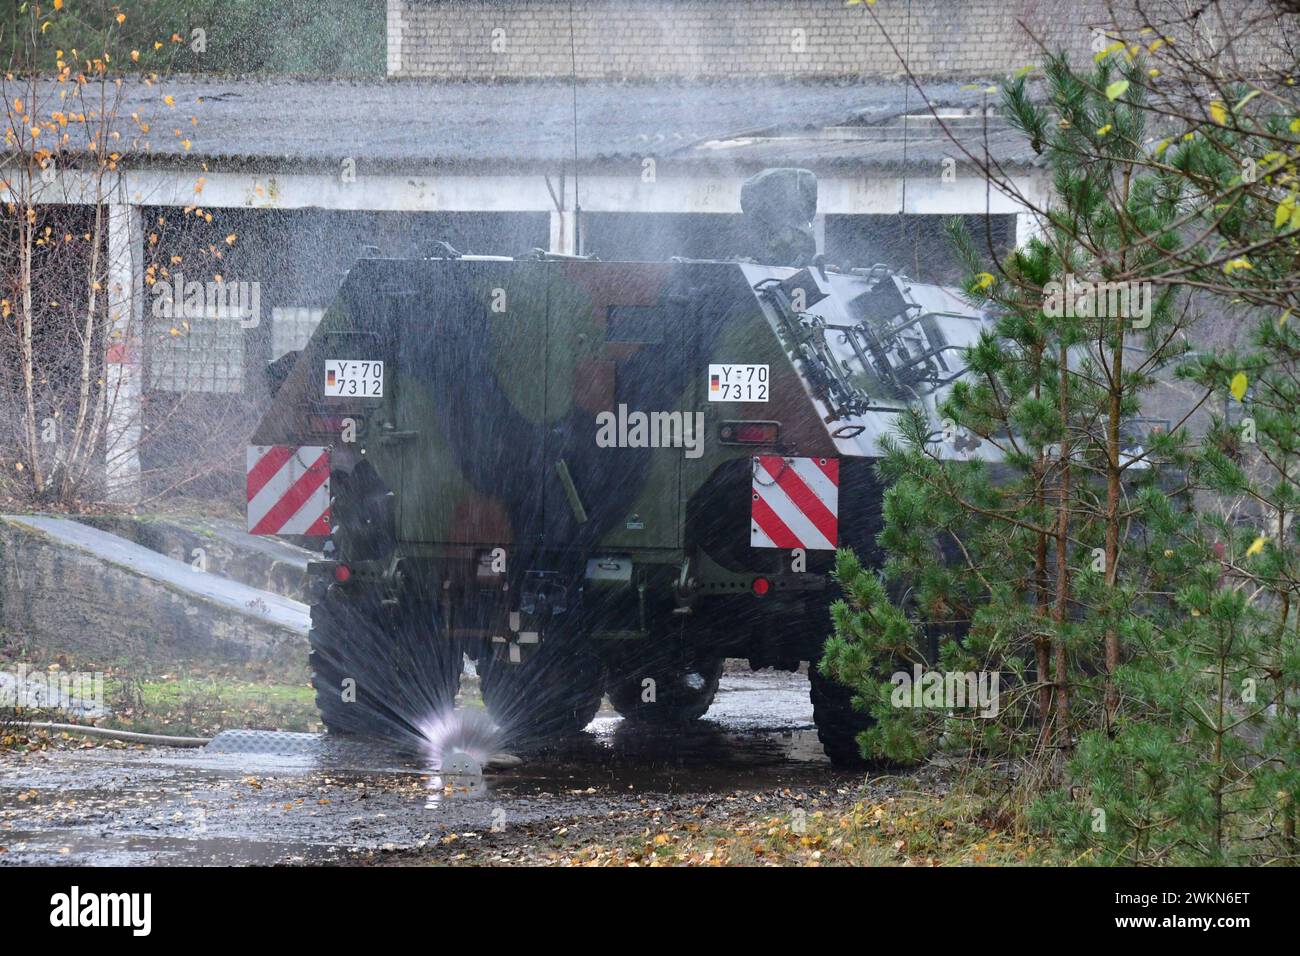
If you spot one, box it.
[1,633,318,742]
[104,670,318,737]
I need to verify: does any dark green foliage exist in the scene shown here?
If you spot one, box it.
[823,48,1300,864]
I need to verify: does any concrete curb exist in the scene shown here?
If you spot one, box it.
[0,514,308,676]
[75,514,315,601]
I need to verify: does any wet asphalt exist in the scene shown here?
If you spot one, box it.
[0,669,866,866]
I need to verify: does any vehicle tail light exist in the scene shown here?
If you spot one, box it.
[720,421,780,445]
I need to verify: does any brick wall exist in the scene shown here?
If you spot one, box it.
[388,0,1284,80]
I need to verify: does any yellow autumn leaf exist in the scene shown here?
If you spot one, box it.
[1096,123,1113,136]
[116,13,126,24]
[974,272,995,290]
[1230,371,1249,401]
[53,0,63,9]
[1276,197,1295,230]
[1223,258,1252,274]
[1094,41,1125,62]
[1105,80,1129,101]
[163,94,174,107]
[1246,536,1267,557]
[1210,100,1228,124]
[1281,308,1292,327]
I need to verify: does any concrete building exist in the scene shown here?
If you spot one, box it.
[42,0,1254,500]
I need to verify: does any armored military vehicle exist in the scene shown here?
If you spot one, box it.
[247,170,994,765]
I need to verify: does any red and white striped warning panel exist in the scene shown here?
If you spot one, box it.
[246,445,331,536]
[750,455,839,550]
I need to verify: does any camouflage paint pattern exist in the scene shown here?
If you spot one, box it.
[252,254,991,646]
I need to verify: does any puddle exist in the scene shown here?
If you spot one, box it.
[0,669,840,865]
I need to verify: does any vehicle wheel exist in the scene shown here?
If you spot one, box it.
[606,657,723,724]
[808,660,872,768]
[309,588,461,746]
[478,636,604,745]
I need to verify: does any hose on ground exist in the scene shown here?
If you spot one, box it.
[17,721,211,748]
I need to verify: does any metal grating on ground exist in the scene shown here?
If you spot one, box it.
[204,729,324,756]
[204,729,444,772]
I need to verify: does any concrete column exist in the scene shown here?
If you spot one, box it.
[105,203,143,503]
[812,213,826,255]
[1015,208,1044,248]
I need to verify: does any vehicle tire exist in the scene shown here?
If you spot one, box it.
[309,587,461,746]
[807,660,872,769]
[478,636,604,745]
[606,657,723,724]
